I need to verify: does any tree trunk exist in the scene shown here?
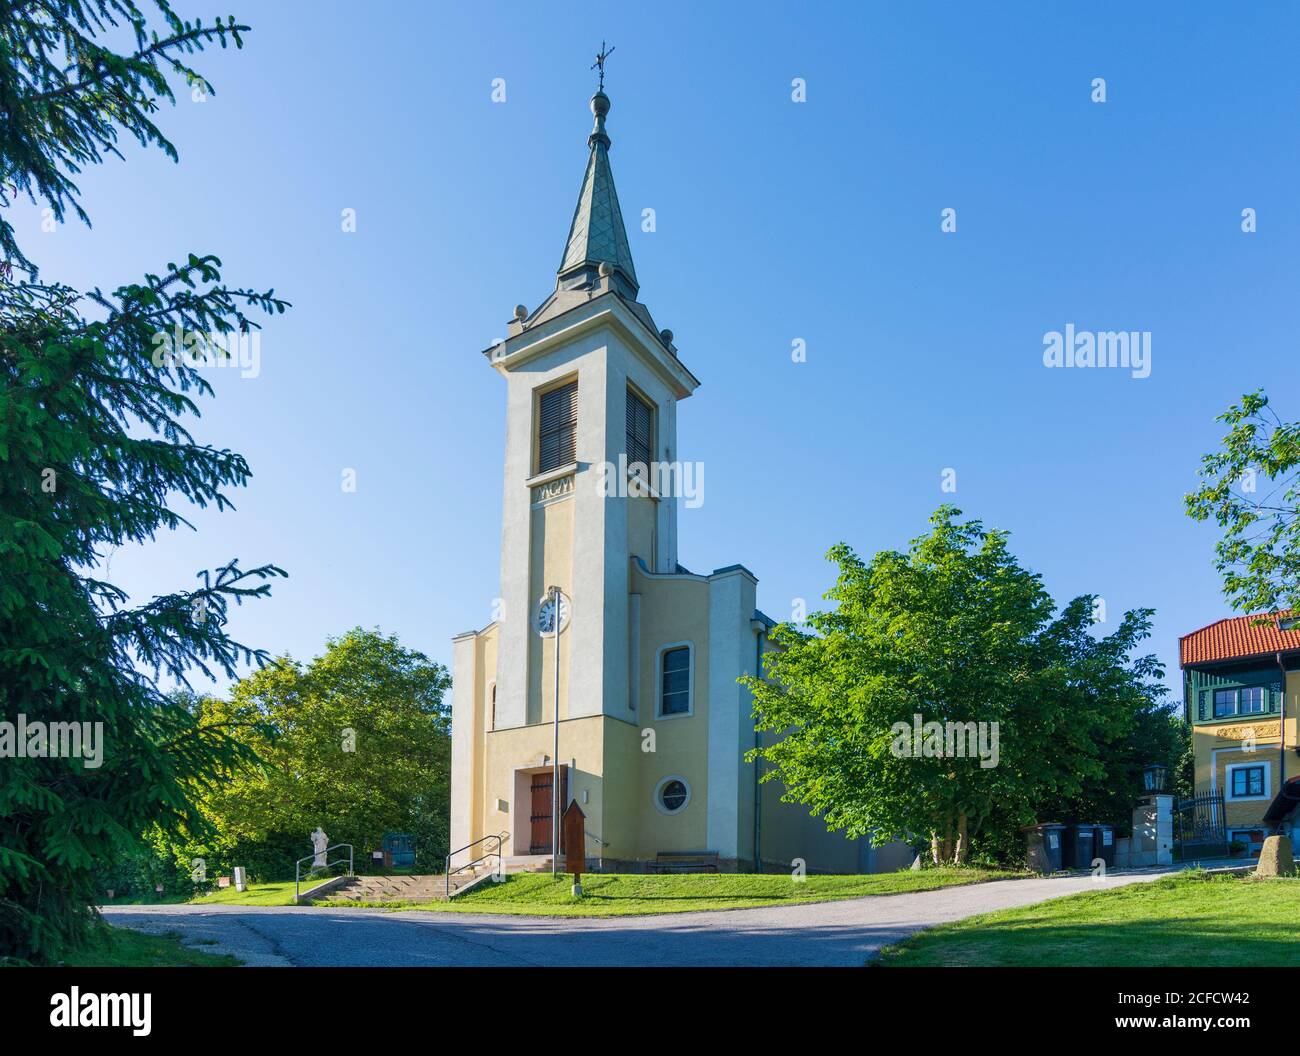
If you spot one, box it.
[952,812,969,865]
[931,812,963,865]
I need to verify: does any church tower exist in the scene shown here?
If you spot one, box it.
[449,70,904,876]
[488,84,697,738]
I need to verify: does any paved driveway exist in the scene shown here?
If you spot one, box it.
[103,868,1173,967]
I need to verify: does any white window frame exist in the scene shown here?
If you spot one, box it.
[1225,760,1271,802]
[655,640,694,720]
[1239,686,1267,715]
[653,774,692,816]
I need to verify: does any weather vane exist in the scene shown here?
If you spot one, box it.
[591,41,615,91]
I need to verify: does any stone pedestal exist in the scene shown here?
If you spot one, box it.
[1129,794,1173,867]
[1256,835,1296,877]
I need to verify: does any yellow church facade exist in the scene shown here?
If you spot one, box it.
[449,85,910,875]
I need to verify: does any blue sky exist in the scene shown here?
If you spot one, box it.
[16,1,1300,697]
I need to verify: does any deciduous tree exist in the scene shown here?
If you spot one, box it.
[744,507,1169,865]
[1186,390,1300,615]
[169,630,452,880]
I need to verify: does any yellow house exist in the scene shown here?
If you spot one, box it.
[449,84,910,875]
[1180,610,1300,854]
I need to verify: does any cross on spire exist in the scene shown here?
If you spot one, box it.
[591,41,615,91]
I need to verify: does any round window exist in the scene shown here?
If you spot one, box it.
[656,777,690,814]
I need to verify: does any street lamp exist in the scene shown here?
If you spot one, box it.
[1142,763,1168,793]
[534,586,571,877]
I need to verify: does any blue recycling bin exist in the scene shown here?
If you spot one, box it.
[1024,823,1066,872]
[1062,824,1096,869]
[1092,824,1116,867]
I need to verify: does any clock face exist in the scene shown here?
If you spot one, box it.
[534,593,571,635]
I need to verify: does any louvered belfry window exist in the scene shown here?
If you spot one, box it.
[537,381,578,473]
[626,388,653,472]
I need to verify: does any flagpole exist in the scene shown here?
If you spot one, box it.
[551,585,561,877]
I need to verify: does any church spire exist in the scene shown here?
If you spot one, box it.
[557,53,638,298]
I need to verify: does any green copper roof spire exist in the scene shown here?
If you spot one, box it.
[557,77,638,297]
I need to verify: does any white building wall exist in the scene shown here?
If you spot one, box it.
[449,631,479,867]
[705,566,757,860]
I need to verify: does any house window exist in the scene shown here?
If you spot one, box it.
[1229,764,1266,799]
[626,388,653,476]
[489,683,496,731]
[659,645,691,717]
[537,380,578,473]
[1240,686,1266,715]
[654,775,691,815]
[1213,689,1236,718]
[1228,828,1266,850]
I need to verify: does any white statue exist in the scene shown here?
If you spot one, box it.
[311,827,328,868]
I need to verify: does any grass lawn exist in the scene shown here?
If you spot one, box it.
[100,892,190,906]
[876,871,1300,967]
[349,866,1020,917]
[62,926,241,967]
[167,866,1019,915]
[189,880,299,906]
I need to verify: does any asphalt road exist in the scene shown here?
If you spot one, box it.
[102,868,1174,967]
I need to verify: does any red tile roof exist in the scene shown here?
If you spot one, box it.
[1180,610,1300,666]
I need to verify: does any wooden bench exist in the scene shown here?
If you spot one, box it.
[649,852,720,874]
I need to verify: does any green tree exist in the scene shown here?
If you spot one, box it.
[1186,390,1300,615]
[1171,717,1195,801]
[743,507,1168,865]
[167,629,452,880]
[0,0,245,273]
[1054,706,1187,835]
[0,1,283,963]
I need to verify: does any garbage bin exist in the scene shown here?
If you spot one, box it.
[381,832,414,870]
[1092,824,1116,867]
[1062,823,1096,869]
[1023,823,1067,873]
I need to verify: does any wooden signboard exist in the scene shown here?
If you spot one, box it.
[562,800,586,877]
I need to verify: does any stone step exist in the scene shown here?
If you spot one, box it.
[320,871,489,904]
[503,855,556,873]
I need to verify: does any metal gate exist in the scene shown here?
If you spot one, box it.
[1175,790,1227,860]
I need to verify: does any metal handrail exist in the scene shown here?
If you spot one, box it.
[295,843,353,902]
[445,831,510,898]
